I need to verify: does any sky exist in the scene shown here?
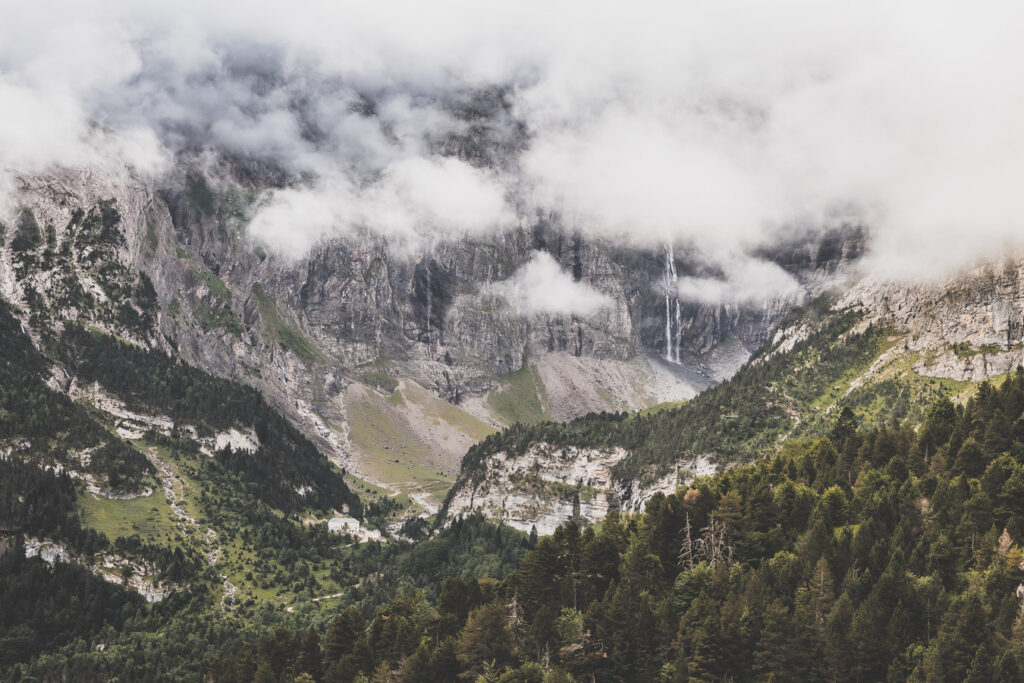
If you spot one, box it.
[2,0,1024,307]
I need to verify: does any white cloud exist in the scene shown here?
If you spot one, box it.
[3,0,1024,292]
[247,156,512,258]
[676,257,801,305]
[495,251,613,316]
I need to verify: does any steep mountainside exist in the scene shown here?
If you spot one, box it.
[0,160,856,507]
[443,262,1024,533]
[0,293,363,610]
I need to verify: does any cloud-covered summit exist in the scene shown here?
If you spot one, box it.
[3,0,1024,294]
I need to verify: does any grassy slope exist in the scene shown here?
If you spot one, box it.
[398,380,495,443]
[77,490,178,545]
[343,384,454,505]
[486,361,549,426]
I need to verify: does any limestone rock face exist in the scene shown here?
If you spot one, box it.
[842,261,1024,381]
[443,444,718,535]
[0,160,851,501]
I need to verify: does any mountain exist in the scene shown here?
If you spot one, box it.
[4,161,1024,679]
[442,259,1024,533]
[0,155,858,513]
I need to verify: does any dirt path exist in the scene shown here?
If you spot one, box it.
[146,449,237,610]
[286,590,349,613]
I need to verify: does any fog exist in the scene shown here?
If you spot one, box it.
[3,0,1024,299]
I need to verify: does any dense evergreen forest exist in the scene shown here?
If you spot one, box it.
[1,514,530,680]
[201,371,1024,681]
[9,367,1024,680]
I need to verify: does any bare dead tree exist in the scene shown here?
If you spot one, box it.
[678,511,695,570]
[695,514,734,568]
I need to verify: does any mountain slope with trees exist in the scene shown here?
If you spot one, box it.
[208,372,1024,681]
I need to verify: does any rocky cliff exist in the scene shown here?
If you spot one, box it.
[0,156,855,508]
[443,255,1024,532]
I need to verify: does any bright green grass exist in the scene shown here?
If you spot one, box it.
[78,487,179,543]
[345,473,390,501]
[634,400,689,418]
[487,362,548,426]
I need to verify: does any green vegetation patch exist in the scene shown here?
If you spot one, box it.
[78,489,178,545]
[175,248,232,302]
[343,385,454,505]
[195,303,243,336]
[487,361,548,426]
[356,356,398,393]
[252,286,326,365]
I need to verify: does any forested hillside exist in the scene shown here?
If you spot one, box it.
[199,373,1024,681]
[0,293,372,673]
[60,325,360,513]
[440,294,979,527]
[446,301,883,498]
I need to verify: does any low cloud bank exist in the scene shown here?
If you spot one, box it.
[493,251,613,317]
[3,1,1024,296]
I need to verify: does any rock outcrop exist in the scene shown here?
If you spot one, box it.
[0,158,855,503]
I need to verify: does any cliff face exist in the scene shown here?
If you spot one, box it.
[0,158,851,508]
[842,260,1024,381]
[442,254,1024,533]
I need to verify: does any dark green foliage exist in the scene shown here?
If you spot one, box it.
[205,368,1024,683]
[0,551,146,669]
[0,299,153,492]
[0,459,102,549]
[13,370,1024,681]
[61,325,360,515]
[457,602,515,677]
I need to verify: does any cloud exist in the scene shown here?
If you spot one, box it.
[494,251,613,316]
[247,156,512,257]
[3,0,1024,293]
[676,257,801,305]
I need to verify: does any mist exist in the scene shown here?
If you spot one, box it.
[3,0,1024,296]
[493,251,613,317]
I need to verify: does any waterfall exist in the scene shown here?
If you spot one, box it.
[425,258,433,351]
[663,244,680,363]
[674,297,682,364]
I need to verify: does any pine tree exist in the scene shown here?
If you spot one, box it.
[753,599,799,679]
[324,606,365,663]
[456,603,514,680]
[995,651,1023,683]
